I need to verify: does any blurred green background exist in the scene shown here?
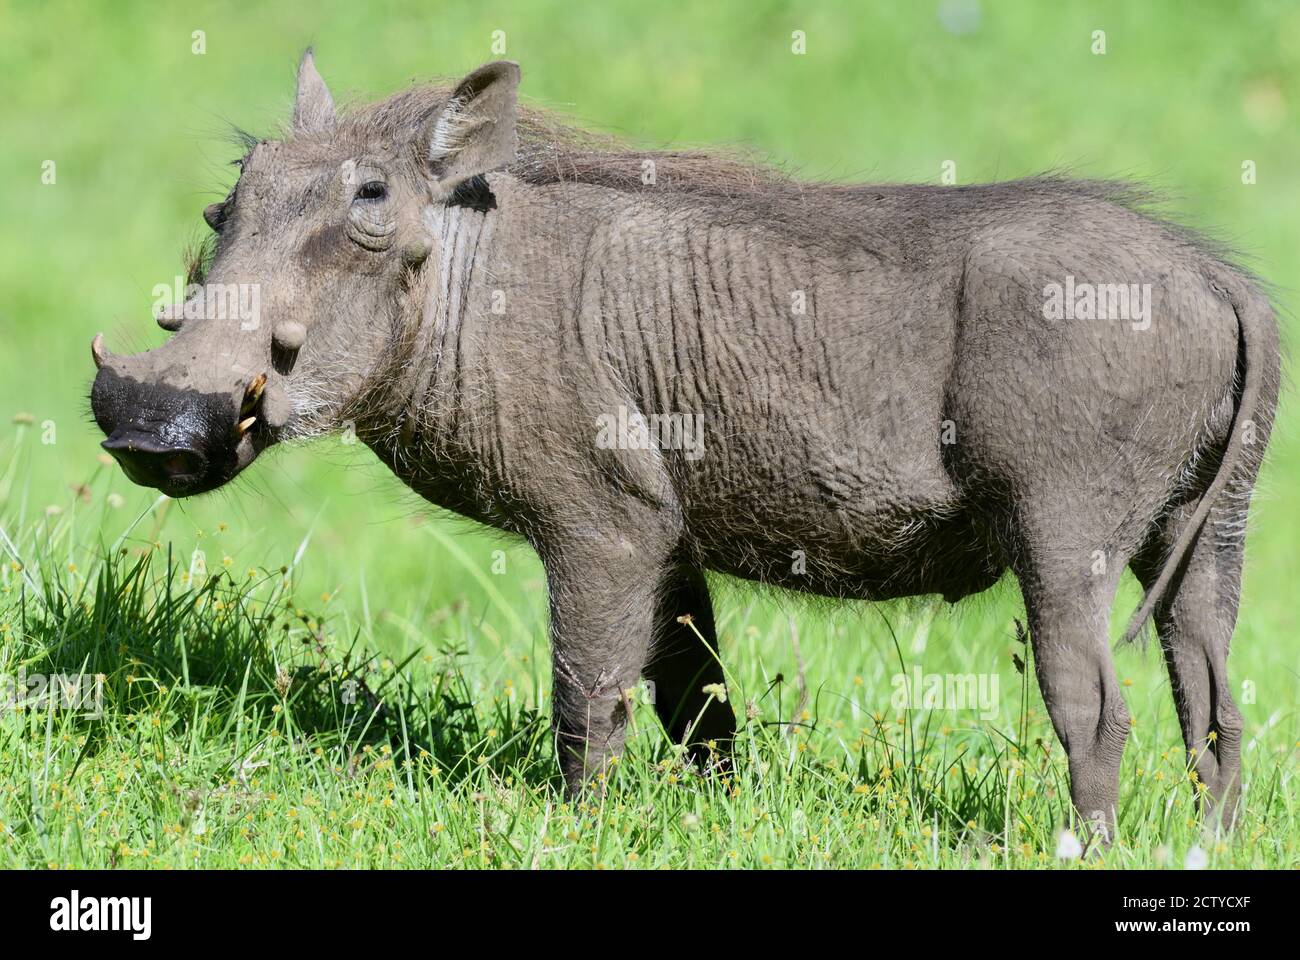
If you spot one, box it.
[1,0,1297,700]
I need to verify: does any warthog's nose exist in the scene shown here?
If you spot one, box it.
[102,432,207,488]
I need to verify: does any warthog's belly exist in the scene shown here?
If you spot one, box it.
[694,506,1006,604]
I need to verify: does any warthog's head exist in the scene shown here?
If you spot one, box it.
[90,51,520,496]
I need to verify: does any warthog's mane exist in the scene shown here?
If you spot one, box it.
[350,83,1142,207]
[330,81,782,199]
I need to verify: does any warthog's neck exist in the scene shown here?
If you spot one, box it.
[362,177,556,523]
[398,201,495,432]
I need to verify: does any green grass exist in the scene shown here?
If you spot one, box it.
[0,0,1298,868]
[1,427,1296,868]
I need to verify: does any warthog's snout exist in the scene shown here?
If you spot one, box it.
[90,334,268,497]
[102,433,207,490]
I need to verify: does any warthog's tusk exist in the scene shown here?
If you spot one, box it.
[91,333,108,369]
[236,416,257,436]
[242,373,267,414]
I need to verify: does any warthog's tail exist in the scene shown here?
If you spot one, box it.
[1120,274,1269,645]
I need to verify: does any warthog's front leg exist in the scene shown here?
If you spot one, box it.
[644,564,735,764]
[541,526,677,793]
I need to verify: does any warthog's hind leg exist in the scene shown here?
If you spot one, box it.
[1011,514,1131,844]
[1132,497,1248,831]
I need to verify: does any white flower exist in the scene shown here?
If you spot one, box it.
[701,682,727,703]
[1055,829,1083,860]
[1184,845,1208,870]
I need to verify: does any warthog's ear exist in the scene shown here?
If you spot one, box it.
[293,48,336,134]
[422,61,520,195]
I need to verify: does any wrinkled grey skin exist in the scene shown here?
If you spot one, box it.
[90,53,1280,839]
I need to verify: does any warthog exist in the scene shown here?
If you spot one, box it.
[90,52,1279,837]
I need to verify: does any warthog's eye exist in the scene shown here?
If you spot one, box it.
[346,172,398,251]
